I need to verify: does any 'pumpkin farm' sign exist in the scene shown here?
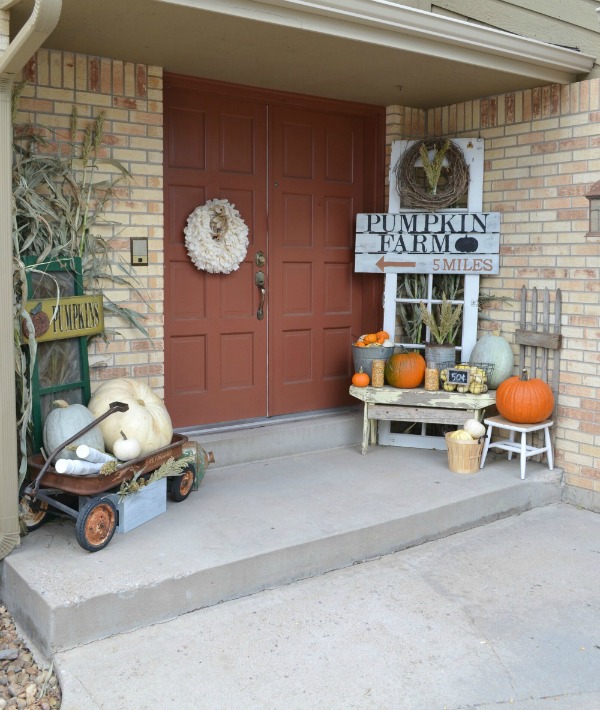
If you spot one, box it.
[355,211,500,275]
[23,294,104,342]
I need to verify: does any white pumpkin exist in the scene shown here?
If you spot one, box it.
[43,400,105,463]
[463,418,486,439]
[113,435,142,462]
[87,378,173,457]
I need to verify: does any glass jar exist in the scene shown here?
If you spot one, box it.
[371,359,385,388]
[424,361,439,391]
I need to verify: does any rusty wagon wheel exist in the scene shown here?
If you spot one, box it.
[76,497,117,552]
[19,491,50,532]
[169,465,195,502]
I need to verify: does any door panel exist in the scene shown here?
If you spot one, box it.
[164,82,268,427]
[268,105,366,415]
[165,76,384,428]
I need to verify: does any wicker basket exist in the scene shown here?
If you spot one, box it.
[445,433,483,474]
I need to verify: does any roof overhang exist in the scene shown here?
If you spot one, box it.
[9,0,597,107]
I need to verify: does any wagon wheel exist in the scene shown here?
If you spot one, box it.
[19,492,50,532]
[76,497,117,552]
[169,466,195,502]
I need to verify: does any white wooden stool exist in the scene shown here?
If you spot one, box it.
[479,415,553,479]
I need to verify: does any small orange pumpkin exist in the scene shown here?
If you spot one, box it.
[352,368,370,387]
[384,351,426,389]
[496,368,554,423]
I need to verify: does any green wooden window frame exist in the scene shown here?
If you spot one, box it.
[24,257,92,454]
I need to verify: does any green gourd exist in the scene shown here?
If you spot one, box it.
[469,332,514,389]
[43,400,105,463]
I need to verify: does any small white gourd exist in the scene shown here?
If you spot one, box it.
[112,431,142,462]
[463,418,486,439]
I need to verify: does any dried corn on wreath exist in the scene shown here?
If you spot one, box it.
[184,198,249,274]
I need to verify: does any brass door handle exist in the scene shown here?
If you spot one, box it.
[255,271,266,320]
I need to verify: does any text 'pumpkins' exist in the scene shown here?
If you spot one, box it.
[88,378,173,457]
[385,352,425,389]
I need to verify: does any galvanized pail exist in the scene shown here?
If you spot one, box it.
[352,345,395,379]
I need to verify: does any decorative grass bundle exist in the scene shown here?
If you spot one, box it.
[117,455,194,500]
[418,295,463,345]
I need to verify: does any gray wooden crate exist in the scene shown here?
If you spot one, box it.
[80,478,167,534]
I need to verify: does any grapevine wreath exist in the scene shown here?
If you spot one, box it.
[184,198,249,274]
[395,139,469,210]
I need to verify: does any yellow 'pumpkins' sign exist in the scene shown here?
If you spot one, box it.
[23,295,104,342]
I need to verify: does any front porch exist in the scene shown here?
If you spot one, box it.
[0,411,561,659]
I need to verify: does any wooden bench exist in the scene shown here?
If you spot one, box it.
[349,385,497,454]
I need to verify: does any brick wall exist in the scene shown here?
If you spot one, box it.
[387,80,600,495]
[13,49,165,396]
[15,49,599,494]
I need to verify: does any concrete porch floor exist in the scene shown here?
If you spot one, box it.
[1,412,563,662]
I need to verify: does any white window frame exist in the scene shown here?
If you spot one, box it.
[378,138,484,448]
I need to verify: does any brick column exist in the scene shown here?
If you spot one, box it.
[15,49,165,395]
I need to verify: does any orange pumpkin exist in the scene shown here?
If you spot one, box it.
[352,368,370,387]
[496,369,554,423]
[384,351,426,389]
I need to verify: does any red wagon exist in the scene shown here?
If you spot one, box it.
[21,402,212,552]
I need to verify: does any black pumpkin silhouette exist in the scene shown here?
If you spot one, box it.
[455,235,479,253]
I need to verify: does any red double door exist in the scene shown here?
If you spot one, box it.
[164,76,383,428]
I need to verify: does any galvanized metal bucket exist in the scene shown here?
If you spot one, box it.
[352,345,395,379]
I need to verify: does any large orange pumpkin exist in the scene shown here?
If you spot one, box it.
[384,351,426,389]
[496,369,554,423]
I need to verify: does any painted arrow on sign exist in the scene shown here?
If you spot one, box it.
[376,256,417,271]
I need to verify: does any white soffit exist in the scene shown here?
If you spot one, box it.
[160,0,595,83]
[9,0,597,106]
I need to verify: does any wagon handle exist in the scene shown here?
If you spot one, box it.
[26,401,130,499]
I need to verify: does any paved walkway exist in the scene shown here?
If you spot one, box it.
[56,502,600,709]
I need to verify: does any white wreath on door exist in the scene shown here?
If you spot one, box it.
[184,198,249,274]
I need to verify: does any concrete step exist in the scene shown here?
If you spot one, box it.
[0,414,563,659]
[182,408,363,469]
